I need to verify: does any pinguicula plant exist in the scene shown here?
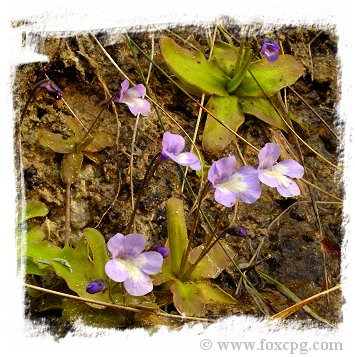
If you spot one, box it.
[39,116,115,244]
[153,197,238,316]
[159,33,305,152]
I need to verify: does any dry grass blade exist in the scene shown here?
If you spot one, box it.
[25,283,214,323]
[270,284,341,320]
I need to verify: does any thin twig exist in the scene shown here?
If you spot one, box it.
[24,283,214,322]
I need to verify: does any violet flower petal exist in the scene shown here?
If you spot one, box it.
[208,156,236,186]
[228,166,261,204]
[105,259,129,282]
[162,131,185,155]
[258,143,280,170]
[214,187,238,207]
[121,234,147,258]
[214,166,261,205]
[124,98,151,116]
[124,83,146,98]
[107,233,125,258]
[124,271,153,296]
[169,152,201,170]
[114,80,151,116]
[120,79,130,93]
[261,40,280,62]
[276,178,301,197]
[132,251,163,275]
[275,160,304,178]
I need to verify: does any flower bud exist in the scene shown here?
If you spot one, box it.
[39,81,62,100]
[224,226,247,237]
[150,245,169,258]
[86,279,108,294]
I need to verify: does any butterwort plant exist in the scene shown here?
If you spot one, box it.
[159,34,304,153]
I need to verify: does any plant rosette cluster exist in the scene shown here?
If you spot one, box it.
[159,36,305,153]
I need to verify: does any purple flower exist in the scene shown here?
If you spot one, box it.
[261,39,280,62]
[157,131,201,171]
[39,80,62,100]
[150,245,169,258]
[113,79,150,116]
[104,233,163,296]
[257,143,304,197]
[86,279,108,294]
[208,156,261,207]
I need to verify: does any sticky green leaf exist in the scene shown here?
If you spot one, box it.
[211,41,240,77]
[202,95,244,153]
[83,228,109,279]
[60,153,83,184]
[17,202,49,223]
[166,198,189,276]
[160,36,229,96]
[26,237,110,308]
[170,280,205,316]
[62,300,129,328]
[239,96,289,131]
[52,258,73,273]
[84,132,115,152]
[235,55,304,97]
[196,280,237,305]
[189,242,236,279]
[38,129,76,154]
[152,253,174,286]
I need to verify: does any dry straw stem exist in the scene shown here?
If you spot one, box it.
[270,284,341,320]
[25,283,214,323]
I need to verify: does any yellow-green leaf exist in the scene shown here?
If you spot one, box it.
[17,202,49,223]
[189,241,236,279]
[83,228,109,279]
[235,55,304,97]
[202,95,244,153]
[239,96,289,131]
[211,41,240,77]
[84,132,115,152]
[165,197,188,276]
[38,129,76,154]
[160,36,229,96]
[170,280,205,316]
[196,280,237,305]
[60,153,83,184]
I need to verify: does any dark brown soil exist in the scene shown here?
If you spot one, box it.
[14,23,343,335]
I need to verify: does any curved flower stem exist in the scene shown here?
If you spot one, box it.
[178,181,211,278]
[181,206,228,281]
[124,152,161,234]
[65,182,71,246]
